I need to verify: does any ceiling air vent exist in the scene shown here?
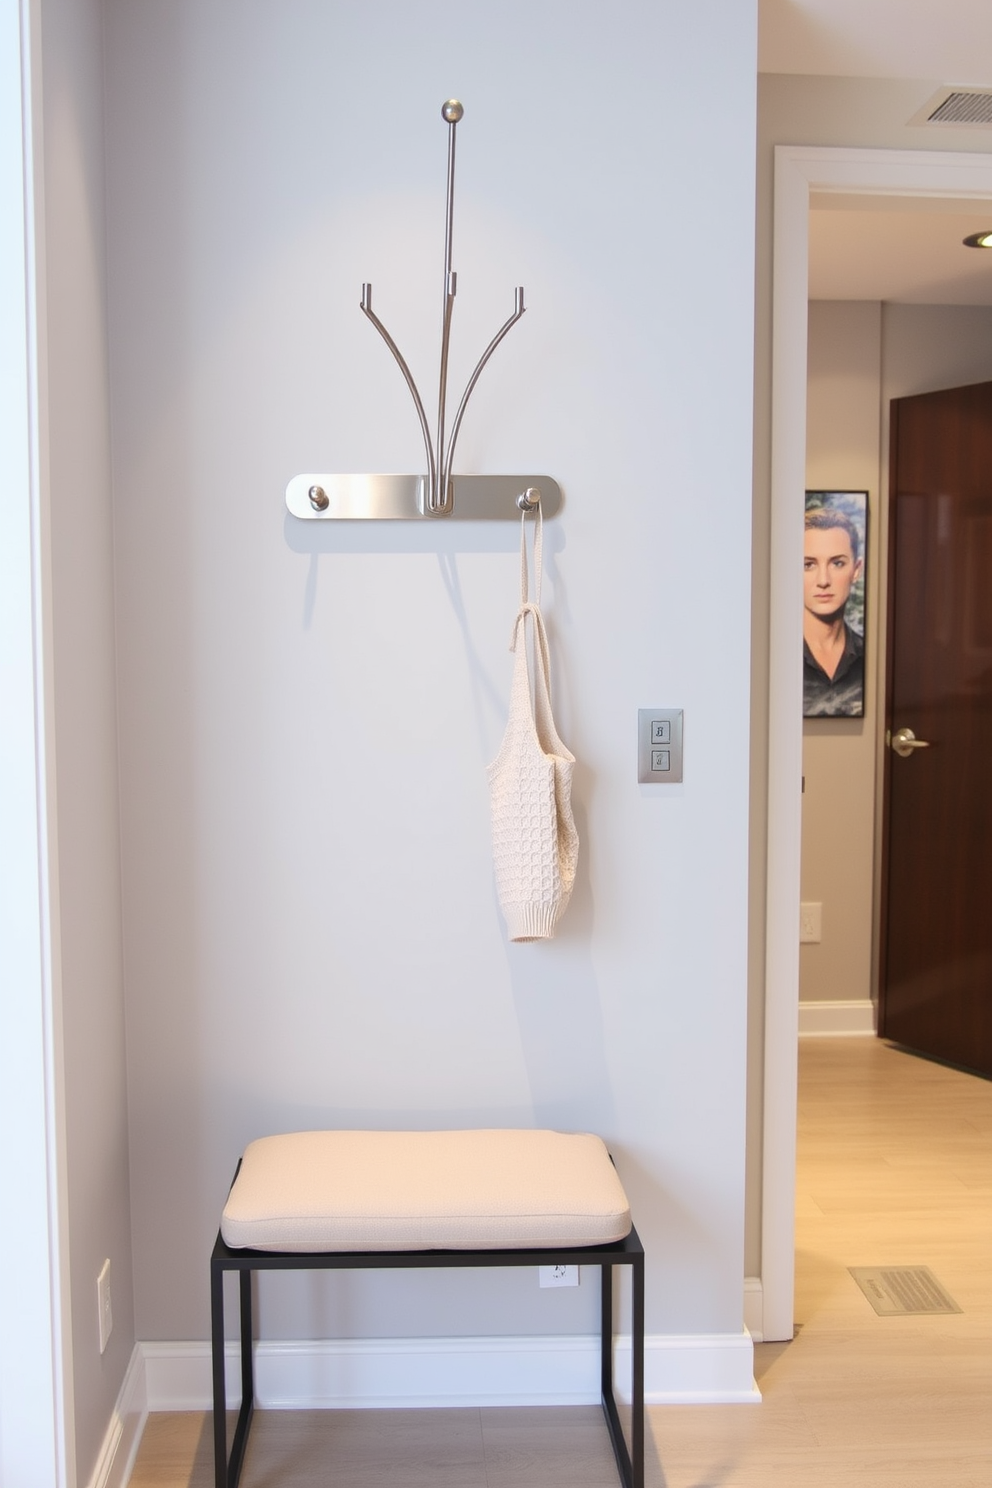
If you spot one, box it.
[911,87,992,127]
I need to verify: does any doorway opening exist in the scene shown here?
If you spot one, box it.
[762,145,992,1342]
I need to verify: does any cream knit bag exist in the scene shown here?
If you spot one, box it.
[488,504,578,941]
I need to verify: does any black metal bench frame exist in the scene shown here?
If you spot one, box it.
[210,1224,644,1488]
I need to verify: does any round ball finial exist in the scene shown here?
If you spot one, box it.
[442,99,464,123]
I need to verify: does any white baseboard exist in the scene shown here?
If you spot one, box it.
[85,1345,147,1488]
[642,1332,758,1403]
[798,998,876,1037]
[142,1330,758,1412]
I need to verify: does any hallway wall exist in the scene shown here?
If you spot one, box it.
[801,300,881,1006]
[800,301,992,1011]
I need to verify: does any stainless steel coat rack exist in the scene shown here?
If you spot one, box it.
[286,100,561,521]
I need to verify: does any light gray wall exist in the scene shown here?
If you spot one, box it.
[39,0,135,1477]
[105,0,757,1345]
[801,301,881,1005]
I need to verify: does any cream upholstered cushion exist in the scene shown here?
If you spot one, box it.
[220,1129,631,1253]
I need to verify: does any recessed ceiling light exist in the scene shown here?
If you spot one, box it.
[963,231,992,248]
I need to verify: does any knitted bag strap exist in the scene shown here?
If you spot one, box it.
[519,500,543,608]
[509,504,565,754]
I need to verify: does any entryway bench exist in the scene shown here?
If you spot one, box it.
[211,1128,644,1488]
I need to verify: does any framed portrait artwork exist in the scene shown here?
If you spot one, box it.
[803,491,868,718]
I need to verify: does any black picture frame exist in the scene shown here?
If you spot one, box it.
[803,491,868,718]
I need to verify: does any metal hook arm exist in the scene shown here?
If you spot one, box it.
[360,284,437,502]
[443,287,526,497]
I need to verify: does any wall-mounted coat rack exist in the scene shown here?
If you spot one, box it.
[286,100,561,521]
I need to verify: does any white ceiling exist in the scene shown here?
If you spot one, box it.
[761,1,992,303]
[809,195,992,304]
[759,0,992,83]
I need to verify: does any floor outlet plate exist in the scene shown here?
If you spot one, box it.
[538,1265,579,1288]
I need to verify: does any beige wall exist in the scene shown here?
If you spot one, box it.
[801,301,881,1004]
[881,303,992,406]
[799,301,992,1010]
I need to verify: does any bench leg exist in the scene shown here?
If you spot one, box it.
[599,1261,644,1488]
[211,1261,256,1488]
[631,1251,644,1488]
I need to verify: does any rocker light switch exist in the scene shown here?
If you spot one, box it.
[638,709,683,783]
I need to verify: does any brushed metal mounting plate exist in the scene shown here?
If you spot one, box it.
[286,473,562,520]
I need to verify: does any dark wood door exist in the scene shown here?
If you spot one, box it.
[881,380,992,1076]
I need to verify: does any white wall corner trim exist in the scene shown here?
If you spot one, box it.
[743,1276,764,1343]
[142,1332,758,1413]
[764,142,992,1345]
[84,1346,147,1488]
[0,0,74,1482]
[798,999,876,1037]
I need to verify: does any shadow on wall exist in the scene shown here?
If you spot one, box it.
[289,515,568,621]
[435,521,615,1136]
[273,509,614,1142]
[500,792,617,1136]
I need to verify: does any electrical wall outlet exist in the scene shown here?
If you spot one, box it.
[800,902,823,944]
[539,1265,579,1288]
[97,1259,113,1354]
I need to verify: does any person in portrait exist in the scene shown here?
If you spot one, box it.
[803,506,864,717]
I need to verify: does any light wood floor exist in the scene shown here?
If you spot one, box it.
[130,1038,992,1486]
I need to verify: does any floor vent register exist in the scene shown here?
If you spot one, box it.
[848,1266,962,1317]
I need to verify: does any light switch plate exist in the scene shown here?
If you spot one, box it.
[638,709,683,783]
[800,902,822,943]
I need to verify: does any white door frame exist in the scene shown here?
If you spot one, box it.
[762,144,992,1342]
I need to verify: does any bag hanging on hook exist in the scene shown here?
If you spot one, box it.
[488,502,578,941]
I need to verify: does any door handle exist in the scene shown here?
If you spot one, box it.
[890,726,931,759]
